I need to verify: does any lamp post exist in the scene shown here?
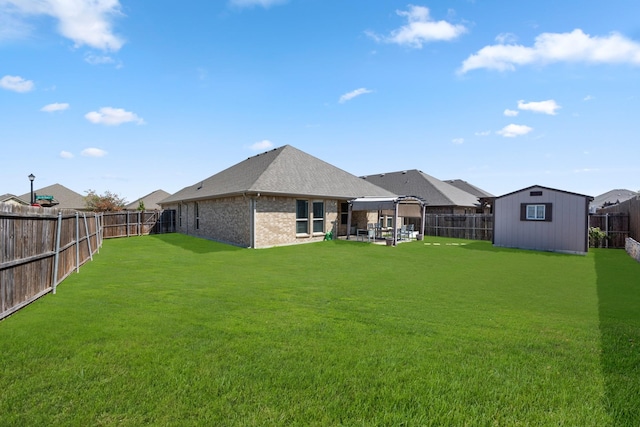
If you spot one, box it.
[28,173,35,205]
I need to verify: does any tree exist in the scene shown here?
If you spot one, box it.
[137,200,146,211]
[84,189,127,212]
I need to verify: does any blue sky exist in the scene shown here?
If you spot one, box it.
[2,0,639,203]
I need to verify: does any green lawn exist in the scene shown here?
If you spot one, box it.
[1,234,639,426]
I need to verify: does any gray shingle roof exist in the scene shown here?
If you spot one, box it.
[361,170,480,207]
[444,179,494,198]
[19,183,86,210]
[160,145,395,204]
[125,189,171,210]
[590,188,637,210]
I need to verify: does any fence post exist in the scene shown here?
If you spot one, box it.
[75,212,80,273]
[83,213,93,261]
[52,212,63,294]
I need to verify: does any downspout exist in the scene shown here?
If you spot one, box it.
[250,196,257,248]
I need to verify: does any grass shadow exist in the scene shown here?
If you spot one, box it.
[594,248,640,425]
[459,240,575,258]
[148,233,244,254]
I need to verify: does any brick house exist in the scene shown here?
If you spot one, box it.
[159,145,395,248]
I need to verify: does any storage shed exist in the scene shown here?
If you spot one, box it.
[493,185,593,255]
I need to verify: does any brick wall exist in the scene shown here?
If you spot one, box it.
[164,196,340,249]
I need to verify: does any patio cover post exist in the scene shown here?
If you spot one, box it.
[393,201,399,246]
[346,202,353,240]
[421,204,426,237]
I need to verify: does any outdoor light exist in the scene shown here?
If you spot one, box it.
[28,173,35,205]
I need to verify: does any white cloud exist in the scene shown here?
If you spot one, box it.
[518,99,561,115]
[583,95,594,101]
[59,150,74,159]
[1,0,125,51]
[452,138,464,145]
[339,88,373,104]
[250,140,274,151]
[475,130,491,137]
[504,109,519,117]
[41,102,69,112]
[368,5,467,48]
[497,124,533,138]
[85,107,145,126]
[0,75,34,92]
[81,147,107,157]
[495,32,518,44]
[229,0,287,8]
[459,29,640,74]
[84,52,116,65]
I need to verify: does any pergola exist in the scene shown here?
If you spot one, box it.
[346,196,426,246]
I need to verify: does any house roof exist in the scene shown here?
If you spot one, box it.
[160,145,396,204]
[18,183,86,210]
[496,185,593,200]
[0,193,28,205]
[590,188,637,209]
[125,189,171,210]
[360,169,480,207]
[443,179,494,198]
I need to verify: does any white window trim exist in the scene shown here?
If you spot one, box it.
[526,204,546,220]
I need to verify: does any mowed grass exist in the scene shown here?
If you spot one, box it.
[1,234,639,426]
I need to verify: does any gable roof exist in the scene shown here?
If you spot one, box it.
[360,169,480,208]
[444,179,494,198]
[125,189,171,210]
[590,188,637,210]
[161,145,395,204]
[496,185,593,200]
[0,194,28,205]
[19,183,86,210]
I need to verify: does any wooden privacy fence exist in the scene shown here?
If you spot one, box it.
[1,204,101,320]
[101,210,176,239]
[595,196,640,243]
[423,214,493,241]
[588,213,629,248]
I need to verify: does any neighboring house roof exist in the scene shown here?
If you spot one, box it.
[360,169,480,208]
[125,189,171,210]
[496,185,593,200]
[19,183,86,210]
[160,145,396,204]
[590,189,637,210]
[443,179,494,198]
[0,193,28,205]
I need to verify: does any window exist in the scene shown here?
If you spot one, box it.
[340,202,349,225]
[526,204,545,220]
[178,204,182,227]
[296,200,324,234]
[521,203,552,222]
[296,200,309,234]
[194,202,200,229]
[313,201,324,233]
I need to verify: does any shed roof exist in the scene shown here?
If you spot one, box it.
[161,145,396,204]
[496,185,593,200]
[360,169,480,207]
